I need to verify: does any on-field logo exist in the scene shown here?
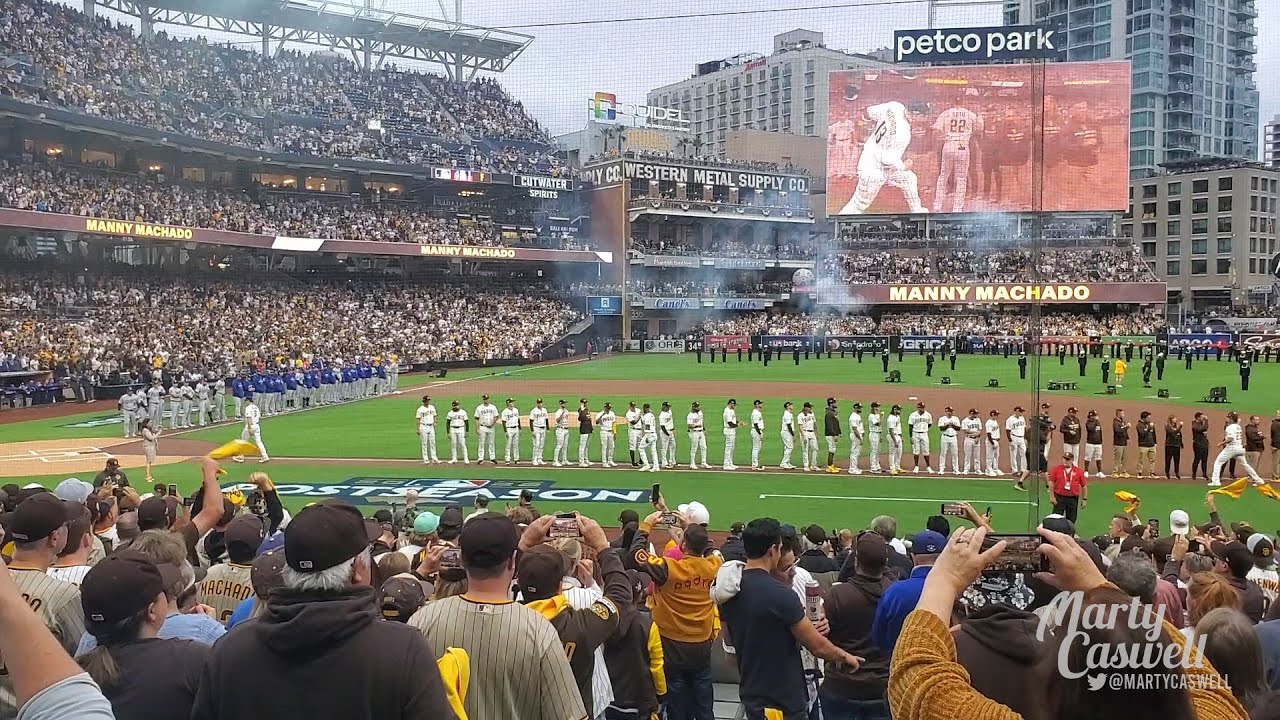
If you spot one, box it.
[221,477,647,504]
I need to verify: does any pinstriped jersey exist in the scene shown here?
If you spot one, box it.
[197,563,254,625]
[408,596,587,720]
[0,569,85,717]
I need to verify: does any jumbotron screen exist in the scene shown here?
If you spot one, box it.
[826,62,1131,216]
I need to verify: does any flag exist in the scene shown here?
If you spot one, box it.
[208,439,257,460]
[1256,483,1280,501]
[1113,490,1140,516]
[1208,478,1249,499]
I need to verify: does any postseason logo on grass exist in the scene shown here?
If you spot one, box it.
[222,477,649,504]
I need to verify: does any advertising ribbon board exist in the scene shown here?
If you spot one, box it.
[1239,334,1280,351]
[1168,333,1232,349]
[586,296,623,316]
[825,282,1167,305]
[821,336,891,352]
[703,335,751,351]
[900,336,949,351]
[760,335,813,350]
[643,339,685,354]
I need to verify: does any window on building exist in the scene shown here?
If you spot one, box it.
[1250,238,1257,252]
[1142,242,1156,257]
[1167,260,1181,275]
[1168,199,1181,214]
[1193,179,1209,193]
[1218,196,1232,212]
[1192,238,1207,254]
[1168,240,1181,255]
[1167,220,1181,235]
[1142,222,1157,237]
[1216,258,1232,274]
[1142,203,1157,218]
[1252,196,1259,211]
[1250,258,1258,274]
[1169,181,1182,194]
[1191,259,1207,275]
[1251,217,1259,232]
[1252,177,1259,190]
[1217,237,1232,253]
[1193,198,1208,213]
[1219,176,1233,191]
[1218,217,1232,233]
[1142,184,1157,198]
[1192,218,1208,234]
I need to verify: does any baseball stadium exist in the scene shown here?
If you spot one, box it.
[0,0,1277,717]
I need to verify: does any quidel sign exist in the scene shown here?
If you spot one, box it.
[894,25,1064,63]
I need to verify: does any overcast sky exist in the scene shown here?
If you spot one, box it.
[73,0,1280,147]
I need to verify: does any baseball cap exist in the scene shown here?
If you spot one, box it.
[517,544,568,601]
[855,531,889,572]
[1169,510,1191,536]
[910,530,947,555]
[224,514,266,556]
[1247,533,1275,560]
[804,524,828,545]
[9,493,76,543]
[678,501,710,526]
[459,512,519,570]
[137,496,175,531]
[372,509,394,524]
[438,506,465,530]
[1042,514,1076,536]
[1211,541,1254,578]
[54,478,93,504]
[80,551,182,624]
[413,511,441,535]
[1232,522,1257,544]
[284,501,379,573]
[380,576,427,621]
[251,549,287,597]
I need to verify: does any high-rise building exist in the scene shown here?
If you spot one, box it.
[1005,0,1259,179]
[645,30,887,161]
[1265,114,1280,169]
[1123,160,1278,311]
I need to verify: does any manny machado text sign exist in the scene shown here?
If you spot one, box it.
[827,283,1167,305]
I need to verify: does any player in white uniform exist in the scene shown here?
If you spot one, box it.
[749,400,766,470]
[1210,412,1264,486]
[500,398,521,464]
[597,403,619,467]
[639,403,659,472]
[839,101,927,214]
[528,399,549,465]
[1005,407,1028,475]
[722,399,739,470]
[847,402,865,475]
[658,402,677,468]
[552,400,570,467]
[624,402,642,468]
[937,406,961,474]
[194,380,210,426]
[180,383,195,428]
[886,405,905,474]
[960,409,983,475]
[985,410,1003,476]
[147,381,164,428]
[798,403,819,471]
[119,389,138,438]
[932,105,982,213]
[474,395,498,463]
[866,402,883,473]
[907,403,934,473]
[415,395,439,463]
[687,402,709,469]
[167,383,183,430]
[780,402,797,469]
[446,401,469,464]
[233,398,269,463]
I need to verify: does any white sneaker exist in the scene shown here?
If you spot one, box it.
[850,468,862,475]
[640,465,651,472]
[724,465,737,471]
[258,458,270,464]
[803,466,811,471]
[1253,479,1266,486]
[959,470,967,476]
[649,466,659,473]
[926,467,936,474]
[553,462,562,467]
[233,457,245,463]
[756,465,766,471]
[703,464,713,470]
[1095,472,1106,478]
[1206,480,1221,487]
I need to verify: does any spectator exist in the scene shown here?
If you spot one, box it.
[407,512,585,720]
[1185,572,1243,642]
[379,576,427,623]
[819,530,893,718]
[626,508,723,720]
[797,526,837,574]
[226,549,286,629]
[194,514,262,624]
[1107,551,1158,605]
[77,551,207,720]
[1197,607,1268,711]
[1247,534,1280,606]
[191,500,454,720]
[869,515,913,581]
[872,529,947,653]
[48,504,96,585]
[952,599,1047,720]
[1213,541,1267,623]
[602,569,666,720]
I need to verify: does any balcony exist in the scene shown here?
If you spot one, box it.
[1167,80,1194,95]
[1166,99,1193,114]
[1234,38,1257,54]
[1170,20,1194,39]
[1168,61,1194,77]
[1164,119,1194,131]
[1229,20,1258,37]
[1169,2,1194,20]
[1231,0,1257,18]
[1169,40,1195,57]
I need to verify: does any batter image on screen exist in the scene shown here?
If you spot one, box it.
[932,101,983,213]
[838,100,928,215]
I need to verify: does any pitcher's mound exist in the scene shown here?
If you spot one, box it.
[0,437,218,478]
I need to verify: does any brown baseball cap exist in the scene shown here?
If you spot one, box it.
[9,493,77,543]
[517,544,568,601]
[380,576,427,621]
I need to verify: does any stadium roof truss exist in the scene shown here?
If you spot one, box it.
[92,0,533,78]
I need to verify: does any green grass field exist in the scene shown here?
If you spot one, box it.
[5,352,1279,537]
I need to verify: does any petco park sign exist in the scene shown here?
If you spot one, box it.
[894,25,1064,63]
[825,283,1167,305]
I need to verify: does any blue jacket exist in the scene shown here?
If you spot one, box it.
[232,379,247,398]
[285,374,297,390]
[377,365,388,379]
[871,565,932,655]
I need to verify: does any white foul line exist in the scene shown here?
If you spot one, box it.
[758,493,1034,505]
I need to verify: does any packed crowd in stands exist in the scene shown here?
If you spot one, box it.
[629,277,793,298]
[0,160,590,248]
[0,265,582,373]
[696,309,1166,338]
[631,235,815,260]
[0,0,563,173]
[825,245,1159,283]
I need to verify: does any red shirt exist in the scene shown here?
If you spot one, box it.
[1048,463,1086,497]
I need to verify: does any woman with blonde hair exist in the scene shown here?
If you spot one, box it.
[1184,572,1241,642]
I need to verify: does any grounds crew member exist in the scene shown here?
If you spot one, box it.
[628,506,723,720]
[824,398,842,473]
[1047,451,1087,524]
[516,514,631,717]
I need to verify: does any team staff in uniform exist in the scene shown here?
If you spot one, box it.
[626,402,643,468]
[1191,412,1210,482]
[907,402,933,474]
[1271,410,1280,482]
[553,399,571,467]
[780,402,797,470]
[723,399,740,471]
[1111,409,1131,478]
[823,399,842,474]
[937,406,960,475]
[474,395,499,464]
[639,403,659,472]
[598,403,619,468]
[1060,407,1082,466]
[415,395,438,464]
[578,399,595,468]
[120,387,140,438]
[501,398,521,464]
[1164,414,1184,480]
[1135,411,1158,478]
[658,401,677,469]
[687,401,709,469]
[1046,451,1087,524]
[233,397,269,464]
[749,400,766,471]
[447,400,470,464]
[847,402,864,475]
[798,402,819,471]
[528,399,549,466]
[1083,410,1105,478]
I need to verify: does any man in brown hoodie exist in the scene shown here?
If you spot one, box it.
[952,603,1049,720]
[819,531,893,718]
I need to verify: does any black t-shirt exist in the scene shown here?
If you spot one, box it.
[1113,419,1130,445]
[720,568,807,714]
[1085,418,1103,445]
[1136,421,1157,448]
[1060,415,1081,444]
[105,637,209,720]
[1192,419,1209,450]
[578,409,593,434]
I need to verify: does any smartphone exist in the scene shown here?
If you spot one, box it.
[941,503,967,517]
[656,511,678,529]
[440,546,462,570]
[167,484,178,497]
[980,534,1049,575]
[650,483,661,506]
[549,513,581,539]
